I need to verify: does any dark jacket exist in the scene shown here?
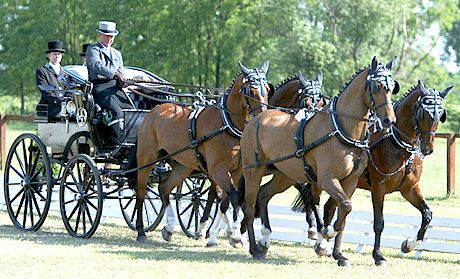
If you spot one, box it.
[36,63,65,116]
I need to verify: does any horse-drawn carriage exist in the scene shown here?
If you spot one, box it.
[3,65,218,238]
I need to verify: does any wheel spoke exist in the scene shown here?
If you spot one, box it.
[30,190,42,220]
[83,202,94,226]
[28,191,35,227]
[9,187,25,204]
[74,203,82,233]
[82,203,86,234]
[29,163,45,182]
[22,191,29,227]
[179,201,194,216]
[186,206,195,230]
[67,201,80,220]
[143,201,151,225]
[12,150,27,178]
[85,199,98,211]
[21,140,29,176]
[14,190,26,219]
[29,147,41,179]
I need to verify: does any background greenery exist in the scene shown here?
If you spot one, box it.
[0,0,459,132]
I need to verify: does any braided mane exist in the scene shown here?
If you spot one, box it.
[275,74,300,89]
[225,72,243,94]
[394,84,418,107]
[336,65,369,96]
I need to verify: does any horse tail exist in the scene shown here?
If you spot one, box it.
[125,141,138,188]
[291,183,313,213]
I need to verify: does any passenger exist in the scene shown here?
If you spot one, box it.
[80,43,91,66]
[36,40,66,118]
[86,20,133,144]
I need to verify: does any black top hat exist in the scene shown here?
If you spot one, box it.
[80,43,91,56]
[45,40,66,53]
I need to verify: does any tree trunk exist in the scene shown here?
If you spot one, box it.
[20,81,24,115]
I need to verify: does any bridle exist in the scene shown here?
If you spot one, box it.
[366,64,398,114]
[240,69,269,117]
[298,79,323,109]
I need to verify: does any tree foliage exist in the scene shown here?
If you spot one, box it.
[0,0,458,131]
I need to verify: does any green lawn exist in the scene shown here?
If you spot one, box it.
[0,211,458,279]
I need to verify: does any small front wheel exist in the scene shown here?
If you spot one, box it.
[59,154,103,238]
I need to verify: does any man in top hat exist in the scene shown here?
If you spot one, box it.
[80,43,91,66]
[36,40,66,117]
[86,20,133,143]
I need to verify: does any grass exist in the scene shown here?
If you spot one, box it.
[0,211,459,279]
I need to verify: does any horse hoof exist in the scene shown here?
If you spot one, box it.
[137,235,147,243]
[194,232,204,240]
[375,259,387,266]
[337,259,352,267]
[256,242,269,257]
[308,230,318,240]
[314,243,327,257]
[206,241,218,248]
[161,227,173,242]
[230,238,243,248]
[401,240,411,253]
[252,253,266,260]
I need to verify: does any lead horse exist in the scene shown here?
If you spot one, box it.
[239,56,399,265]
[293,80,453,265]
[133,61,271,246]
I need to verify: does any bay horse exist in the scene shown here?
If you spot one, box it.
[191,70,326,240]
[292,80,453,265]
[133,61,271,246]
[238,56,399,265]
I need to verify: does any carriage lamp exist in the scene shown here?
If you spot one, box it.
[66,100,77,116]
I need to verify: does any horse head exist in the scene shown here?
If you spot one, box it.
[365,56,399,129]
[298,70,324,109]
[413,80,453,155]
[238,60,271,116]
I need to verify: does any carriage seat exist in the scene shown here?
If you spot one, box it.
[34,104,62,123]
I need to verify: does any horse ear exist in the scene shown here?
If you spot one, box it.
[371,56,378,71]
[440,85,454,99]
[386,56,397,71]
[317,70,323,84]
[298,71,307,86]
[418,80,427,96]
[260,60,270,73]
[238,61,250,75]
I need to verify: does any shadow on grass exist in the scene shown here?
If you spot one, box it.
[0,222,297,265]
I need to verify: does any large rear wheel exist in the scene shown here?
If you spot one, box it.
[59,154,103,238]
[3,133,53,231]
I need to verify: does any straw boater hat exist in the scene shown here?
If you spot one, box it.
[97,21,119,36]
[45,40,66,53]
[80,43,91,56]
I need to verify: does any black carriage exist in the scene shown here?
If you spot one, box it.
[3,65,217,238]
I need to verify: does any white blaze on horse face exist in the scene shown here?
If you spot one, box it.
[165,204,176,232]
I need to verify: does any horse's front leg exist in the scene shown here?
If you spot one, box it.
[159,164,192,242]
[400,187,432,253]
[257,173,295,250]
[371,186,387,265]
[135,166,150,242]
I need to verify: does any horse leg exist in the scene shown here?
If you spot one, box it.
[196,180,219,240]
[400,186,432,253]
[206,193,229,247]
[159,163,193,242]
[257,173,295,250]
[242,167,267,259]
[293,183,318,240]
[370,186,387,265]
[135,164,150,242]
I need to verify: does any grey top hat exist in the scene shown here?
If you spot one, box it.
[45,40,66,53]
[97,21,119,36]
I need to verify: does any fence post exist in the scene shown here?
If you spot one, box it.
[1,114,6,170]
[447,133,456,195]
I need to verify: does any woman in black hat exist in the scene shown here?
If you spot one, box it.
[35,40,66,117]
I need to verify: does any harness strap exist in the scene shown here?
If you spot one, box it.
[295,117,318,182]
[219,94,243,138]
[189,107,208,172]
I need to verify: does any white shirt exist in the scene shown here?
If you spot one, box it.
[48,62,61,75]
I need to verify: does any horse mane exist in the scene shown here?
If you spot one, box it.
[275,74,300,89]
[394,84,418,107]
[225,72,243,94]
[336,65,369,96]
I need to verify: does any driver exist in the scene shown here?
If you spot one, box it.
[86,20,133,144]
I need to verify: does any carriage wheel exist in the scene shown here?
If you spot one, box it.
[3,133,53,231]
[119,180,164,232]
[59,154,103,238]
[63,131,94,161]
[175,174,218,238]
